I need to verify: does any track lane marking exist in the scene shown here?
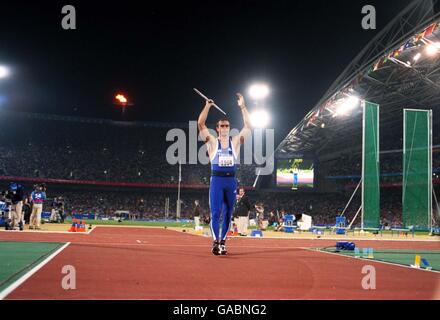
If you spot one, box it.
[0,242,71,300]
[301,247,440,274]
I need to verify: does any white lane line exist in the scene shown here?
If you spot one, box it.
[180,230,440,243]
[86,225,96,234]
[302,247,440,274]
[0,230,90,235]
[0,242,71,300]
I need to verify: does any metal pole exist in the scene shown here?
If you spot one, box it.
[429,110,433,233]
[165,197,169,219]
[176,162,181,220]
[348,206,362,229]
[361,101,365,231]
[339,179,362,217]
[433,189,440,228]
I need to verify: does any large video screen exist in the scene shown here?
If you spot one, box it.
[276,159,314,189]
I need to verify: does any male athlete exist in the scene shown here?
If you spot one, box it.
[198,93,251,255]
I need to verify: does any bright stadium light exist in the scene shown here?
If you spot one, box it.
[248,83,270,100]
[335,95,360,116]
[413,52,422,61]
[0,65,10,79]
[426,42,440,56]
[250,110,270,128]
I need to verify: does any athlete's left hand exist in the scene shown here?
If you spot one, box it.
[236,93,246,109]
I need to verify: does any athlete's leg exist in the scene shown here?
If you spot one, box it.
[209,176,223,242]
[220,178,237,241]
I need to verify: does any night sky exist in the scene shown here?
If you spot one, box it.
[0,0,413,143]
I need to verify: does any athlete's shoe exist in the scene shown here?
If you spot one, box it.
[219,240,227,255]
[212,241,221,256]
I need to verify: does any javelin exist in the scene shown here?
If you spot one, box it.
[193,88,227,115]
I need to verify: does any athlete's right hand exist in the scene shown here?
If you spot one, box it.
[205,99,215,108]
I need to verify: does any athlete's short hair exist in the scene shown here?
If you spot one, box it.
[216,118,230,127]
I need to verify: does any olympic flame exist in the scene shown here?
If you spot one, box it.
[115,94,128,104]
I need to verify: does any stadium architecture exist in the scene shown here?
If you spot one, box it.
[272,0,440,231]
[276,0,440,160]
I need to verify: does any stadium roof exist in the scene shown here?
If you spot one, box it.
[276,0,440,159]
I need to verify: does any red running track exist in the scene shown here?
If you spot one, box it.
[0,227,439,300]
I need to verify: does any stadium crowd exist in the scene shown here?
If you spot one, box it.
[0,183,412,228]
[0,112,258,186]
[322,136,440,179]
[1,111,438,229]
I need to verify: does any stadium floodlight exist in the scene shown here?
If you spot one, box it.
[248,83,270,100]
[426,42,440,56]
[413,52,422,61]
[250,110,270,128]
[0,65,10,79]
[334,95,360,117]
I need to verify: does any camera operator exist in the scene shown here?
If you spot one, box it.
[254,201,267,231]
[50,196,65,223]
[22,196,32,225]
[233,187,252,236]
[8,183,25,231]
[29,183,46,230]
[57,196,65,223]
[1,189,12,230]
[193,200,201,227]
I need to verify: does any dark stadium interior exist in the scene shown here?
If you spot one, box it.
[0,1,440,303]
[0,1,439,231]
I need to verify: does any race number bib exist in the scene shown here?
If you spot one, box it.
[218,154,234,167]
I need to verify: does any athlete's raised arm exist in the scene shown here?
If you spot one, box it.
[232,93,252,154]
[198,99,217,150]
